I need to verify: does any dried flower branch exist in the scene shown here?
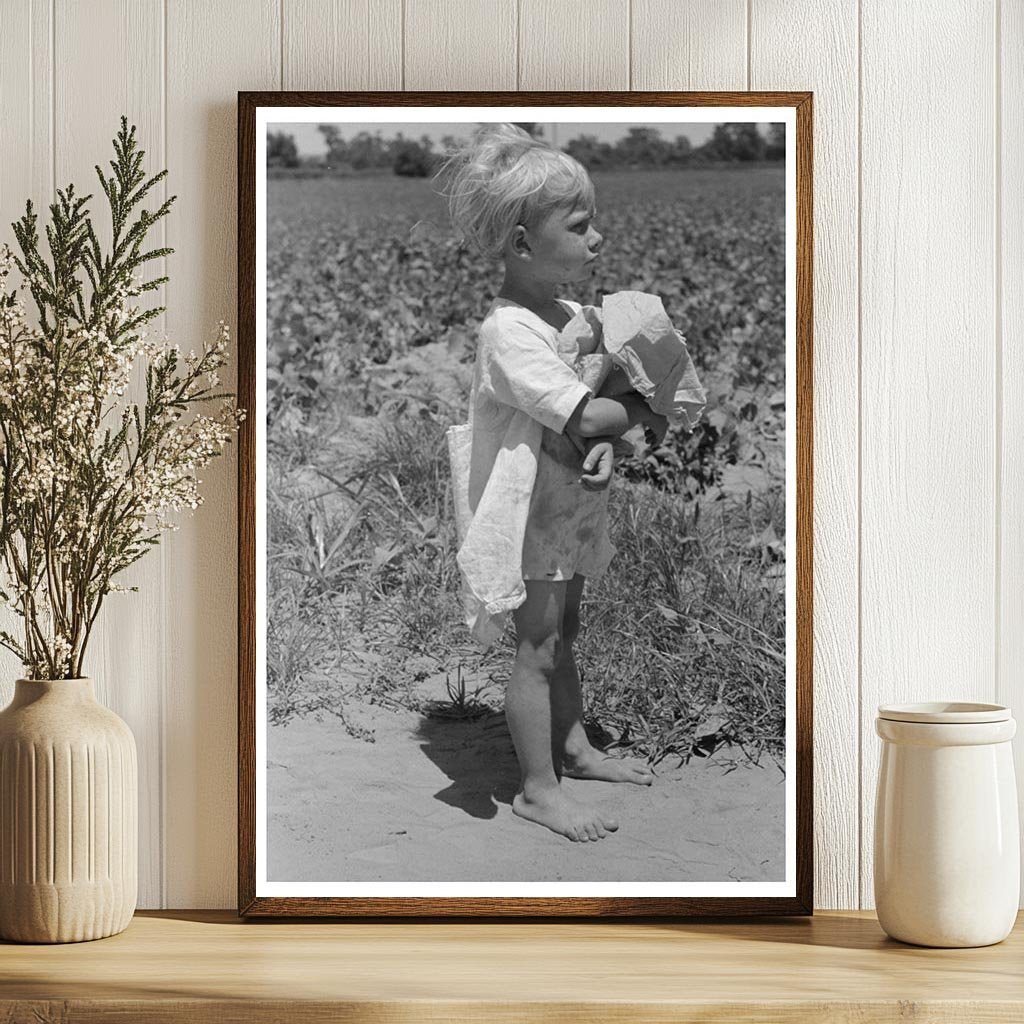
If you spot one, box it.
[0,116,245,679]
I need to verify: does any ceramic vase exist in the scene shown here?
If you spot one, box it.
[874,701,1020,948]
[0,677,137,943]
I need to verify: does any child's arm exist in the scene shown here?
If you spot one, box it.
[483,315,593,436]
[565,393,667,441]
[482,313,666,448]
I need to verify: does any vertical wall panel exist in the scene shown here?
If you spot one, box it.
[519,0,628,90]
[51,0,166,909]
[0,0,51,248]
[284,0,402,90]
[1000,0,1024,900]
[405,0,516,90]
[632,0,746,90]
[750,2,860,911]
[0,0,1018,912]
[165,0,280,908]
[860,0,997,908]
[0,1,53,696]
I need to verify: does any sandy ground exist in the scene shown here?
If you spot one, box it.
[267,681,786,883]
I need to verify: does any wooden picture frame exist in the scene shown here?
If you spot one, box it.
[238,91,813,917]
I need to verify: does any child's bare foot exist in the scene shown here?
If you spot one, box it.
[512,785,619,842]
[562,747,654,786]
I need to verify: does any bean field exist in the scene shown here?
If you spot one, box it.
[266,166,787,769]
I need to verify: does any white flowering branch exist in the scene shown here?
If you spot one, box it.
[0,116,245,680]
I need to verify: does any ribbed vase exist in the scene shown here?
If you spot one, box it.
[0,677,137,943]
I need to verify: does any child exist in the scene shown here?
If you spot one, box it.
[438,124,691,844]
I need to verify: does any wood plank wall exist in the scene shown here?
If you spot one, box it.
[0,0,1016,911]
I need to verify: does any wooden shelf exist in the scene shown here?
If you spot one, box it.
[2,909,1023,1022]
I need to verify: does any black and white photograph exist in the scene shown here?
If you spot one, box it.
[242,97,809,913]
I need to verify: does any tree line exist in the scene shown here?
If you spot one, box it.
[267,122,785,177]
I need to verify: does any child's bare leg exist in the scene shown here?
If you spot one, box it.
[552,575,654,786]
[508,580,619,841]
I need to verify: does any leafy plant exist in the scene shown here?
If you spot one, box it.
[0,116,244,679]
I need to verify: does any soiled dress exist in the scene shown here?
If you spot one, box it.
[510,303,618,582]
[447,296,616,646]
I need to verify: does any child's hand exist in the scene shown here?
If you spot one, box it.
[580,439,615,491]
[564,426,588,458]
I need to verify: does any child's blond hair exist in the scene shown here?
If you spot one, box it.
[433,123,595,262]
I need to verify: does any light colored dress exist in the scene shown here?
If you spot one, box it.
[447,291,707,647]
[447,297,616,647]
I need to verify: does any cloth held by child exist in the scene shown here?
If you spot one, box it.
[556,290,707,429]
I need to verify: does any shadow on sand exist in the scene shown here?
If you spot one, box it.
[413,706,626,822]
[414,710,519,819]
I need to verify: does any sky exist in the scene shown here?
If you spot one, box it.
[271,121,724,157]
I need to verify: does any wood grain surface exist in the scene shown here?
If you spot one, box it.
[165,0,280,911]
[751,0,860,915]
[858,0,999,910]
[405,0,517,91]
[284,0,402,91]
[2,910,1023,1022]
[633,0,747,91]
[1001,0,1024,881]
[519,0,629,90]
[53,0,167,912]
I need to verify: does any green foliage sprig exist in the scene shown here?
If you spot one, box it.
[0,116,245,679]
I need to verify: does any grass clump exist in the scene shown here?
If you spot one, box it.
[577,481,784,768]
[268,388,785,769]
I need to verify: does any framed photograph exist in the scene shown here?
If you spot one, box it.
[238,91,812,917]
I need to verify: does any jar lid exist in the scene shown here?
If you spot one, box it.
[877,701,1011,724]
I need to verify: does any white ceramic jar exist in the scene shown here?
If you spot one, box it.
[874,701,1020,947]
